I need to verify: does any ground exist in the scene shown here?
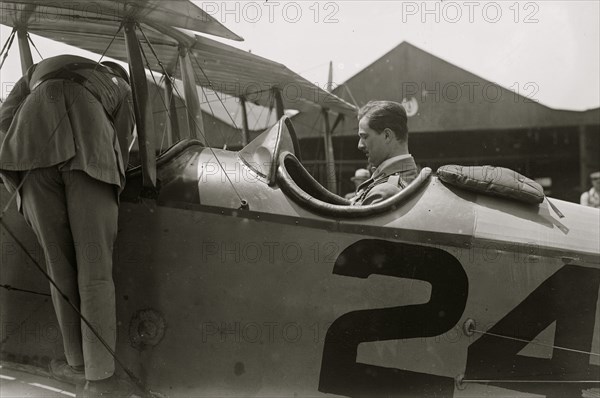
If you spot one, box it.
[0,363,75,398]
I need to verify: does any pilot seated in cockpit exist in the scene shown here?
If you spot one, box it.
[350,100,418,206]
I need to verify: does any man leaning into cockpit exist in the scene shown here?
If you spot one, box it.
[0,54,135,397]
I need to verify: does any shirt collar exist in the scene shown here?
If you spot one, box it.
[371,154,414,180]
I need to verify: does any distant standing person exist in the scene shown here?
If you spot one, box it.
[580,171,600,208]
[345,168,370,199]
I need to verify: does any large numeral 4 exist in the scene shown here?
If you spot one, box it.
[465,264,600,397]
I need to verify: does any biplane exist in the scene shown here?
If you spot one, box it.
[1,1,599,398]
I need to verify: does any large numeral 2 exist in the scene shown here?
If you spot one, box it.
[318,239,468,397]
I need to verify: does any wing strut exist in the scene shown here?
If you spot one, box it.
[123,19,157,190]
[240,96,250,146]
[273,88,285,119]
[331,113,345,134]
[16,27,33,74]
[178,46,205,142]
[322,108,338,194]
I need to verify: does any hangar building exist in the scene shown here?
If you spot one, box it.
[291,42,600,202]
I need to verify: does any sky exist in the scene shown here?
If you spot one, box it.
[1,0,599,111]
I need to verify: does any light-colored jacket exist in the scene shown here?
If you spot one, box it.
[580,187,599,208]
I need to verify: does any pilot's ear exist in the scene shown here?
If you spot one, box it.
[384,128,392,141]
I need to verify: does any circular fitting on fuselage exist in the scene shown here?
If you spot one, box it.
[129,309,166,350]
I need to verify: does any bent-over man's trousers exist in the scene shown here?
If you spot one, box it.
[20,167,118,381]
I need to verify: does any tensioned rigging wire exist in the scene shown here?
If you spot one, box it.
[183,40,356,180]
[136,36,179,153]
[188,50,245,146]
[136,22,246,203]
[461,379,600,384]
[0,28,16,56]
[0,284,51,297]
[156,74,173,150]
[342,83,359,108]
[190,48,240,130]
[27,33,43,60]
[198,87,286,107]
[0,296,51,346]
[251,99,267,131]
[0,222,150,396]
[0,27,17,72]
[158,55,181,152]
[152,73,168,149]
[135,23,213,144]
[458,379,600,384]
[471,328,599,357]
[193,78,222,142]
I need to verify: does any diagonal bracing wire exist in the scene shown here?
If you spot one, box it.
[159,55,181,150]
[156,74,171,150]
[193,73,231,147]
[136,34,177,153]
[0,293,51,346]
[0,27,16,57]
[0,283,51,297]
[471,328,600,357]
[26,33,43,60]
[135,23,211,143]
[0,27,17,71]
[251,100,267,131]
[135,23,246,204]
[0,220,150,396]
[189,50,240,131]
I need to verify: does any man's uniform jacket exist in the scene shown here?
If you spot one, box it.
[351,154,418,205]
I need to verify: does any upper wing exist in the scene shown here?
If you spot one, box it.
[0,0,357,116]
[0,0,243,41]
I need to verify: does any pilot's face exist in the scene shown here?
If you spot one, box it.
[357,117,388,168]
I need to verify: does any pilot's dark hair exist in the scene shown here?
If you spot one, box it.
[101,61,130,84]
[358,100,408,143]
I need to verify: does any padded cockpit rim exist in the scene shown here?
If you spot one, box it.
[276,151,432,218]
[126,139,204,178]
[281,153,349,205]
